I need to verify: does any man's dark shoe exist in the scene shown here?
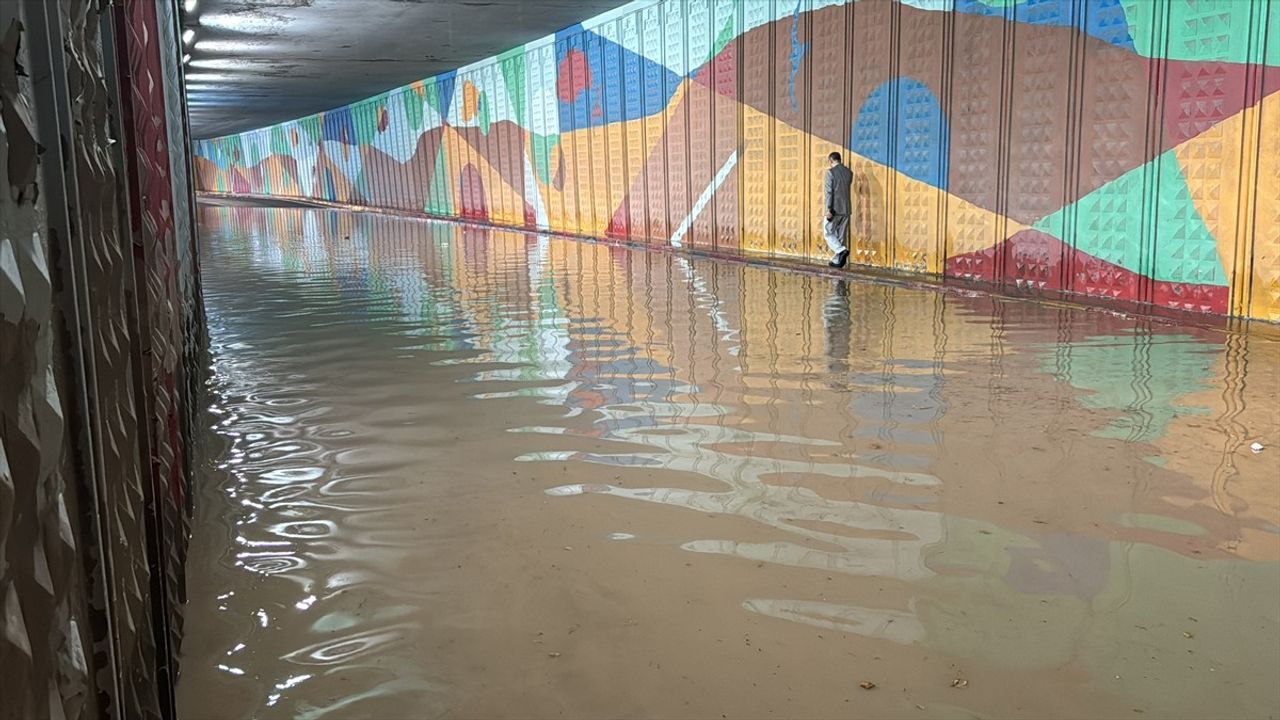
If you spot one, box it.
[828,250,849,269]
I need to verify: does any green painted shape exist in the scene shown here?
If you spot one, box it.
[1123,0,1280,65]
[500,51,527,125]
[244,137,263,167]
[354,103,381,145]
[297,116,320,143]
[401,86,423,131]
[354,170,369,202]
[426,141,453,215]
[1033,149,1225,285]
[425,79,442,117]
[1036,332,1214,443]
[709,0,741,63]
[529,133,558,184]
[270,125,291,155]
[1117,513,1207,536]
[478,92,491,134]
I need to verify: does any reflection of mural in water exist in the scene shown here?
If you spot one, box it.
[1037,331,1217,444]
[194,0,1280,322]
[200,205,1279,717]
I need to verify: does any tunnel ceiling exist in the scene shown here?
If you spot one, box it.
[181,0,628,139]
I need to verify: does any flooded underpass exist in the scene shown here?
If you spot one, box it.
[178,204,1280,720]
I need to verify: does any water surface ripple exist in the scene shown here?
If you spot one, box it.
[179,205,1280,719]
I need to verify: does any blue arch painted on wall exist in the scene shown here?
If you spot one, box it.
[850,78,950,191]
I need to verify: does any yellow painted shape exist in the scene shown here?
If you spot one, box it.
[624,105,650,237]
[440,125,466,215]
[453,131,526,226]
[543,84,688,238]
[741,103,774,254]
[737,102,1022,269]
[1174,90,1280,321]
[462,80,480,122]
[774,120,808,259]
[1253,93,1280,321]
[588,117,609,234]
[545,139,568,233]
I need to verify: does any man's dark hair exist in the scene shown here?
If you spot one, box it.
[828,151,842,163]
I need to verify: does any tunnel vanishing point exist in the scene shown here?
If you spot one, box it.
[2,1,1279,719]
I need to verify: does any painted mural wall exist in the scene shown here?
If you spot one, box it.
[193,0,1280,321]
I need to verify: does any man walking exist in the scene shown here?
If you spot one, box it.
[823,152,853,268]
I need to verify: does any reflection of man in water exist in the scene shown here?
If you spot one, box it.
[822,280,851,388]
[823,152,853,268]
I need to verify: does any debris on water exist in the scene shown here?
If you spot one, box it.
[1250,441,1264,454]
[950,678,968,688]
[859,682,876,690]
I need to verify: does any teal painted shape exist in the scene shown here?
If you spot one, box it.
[401,86,423,131]
[500,51,527,125]
[1123,0,1280,66]
[354,169,369,204]
[426,142,452,215]
[1033,149,1225,285]
[529,133,559,184]
[354,104,380,145]
[270,126,291,156]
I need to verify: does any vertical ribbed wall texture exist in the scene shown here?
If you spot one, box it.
[194,0,1280,322]
[1,1,201,718]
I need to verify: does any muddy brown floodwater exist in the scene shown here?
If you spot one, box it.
[177,204,1280,720]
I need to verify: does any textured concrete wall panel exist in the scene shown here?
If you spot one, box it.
[194,0,1280,322]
